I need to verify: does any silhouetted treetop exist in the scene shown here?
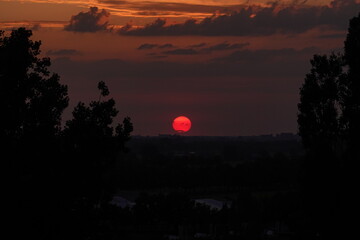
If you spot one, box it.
[98,80,109,100]
[64,81,133,157]
[65,82,118,139]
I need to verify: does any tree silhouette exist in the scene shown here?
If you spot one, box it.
[64,80,132,160]
[0,28,69,143]
[298,53,345,154]
[342,13,360,161]
[298,12,360,163]
[298,12,360,239]
[57,81,133,240]
[340,13,360,238]
[1,28,133,240]
[62,80,133,211]
[298,12,360,180]
[1,28,70,240]
[98,80,109,100]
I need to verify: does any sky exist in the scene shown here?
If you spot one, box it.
[1,0,360,136]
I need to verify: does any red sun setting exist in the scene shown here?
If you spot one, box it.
[172,116,192,133]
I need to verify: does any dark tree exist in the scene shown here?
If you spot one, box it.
[1,28,133,240]
[64,80,133,164]
[340,13,360,238]
[0,28,69,143]
[57,81,133,240]
[342,13,360,160]
[98,80,109,100]
[298,12,360,169]
[298,13,360,239]
[60,81,131,221]
[0,28,69,240]
[298,53,345,154]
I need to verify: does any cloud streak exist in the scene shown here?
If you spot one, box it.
[97,0,248,18]
[212,47,318,63]
[136,41,249,56]
[137,43,175,50]
[201,42,250,52]
[47,49,82,56]
[163,48,198,55]
[159,42,249,55]
[118,0,360,36]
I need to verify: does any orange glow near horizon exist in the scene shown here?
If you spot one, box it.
[172,116,192,133]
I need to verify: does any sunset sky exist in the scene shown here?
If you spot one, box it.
[1,0,360,136]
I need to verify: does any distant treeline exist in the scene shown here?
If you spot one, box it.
[115,136,303,190]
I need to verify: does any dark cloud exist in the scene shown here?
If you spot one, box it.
[30,23,41,31]
[119,18,166,35]
[47,49,81,56]
[318,33,346,39]
[118,0,360,36]
[137,43,175,50]
[136,11,181,16]
[158,43,174,49]
[64,7,110,32]
[213,47,318,64]
[189,43,207,48]
[136,11,161,16]
[201,42,250,52]
[157,42,248,56]
[163,48,198,55]
[137,43,158,50]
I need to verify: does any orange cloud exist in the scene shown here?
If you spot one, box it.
[0,21,66,30]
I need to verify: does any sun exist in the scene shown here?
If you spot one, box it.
[172,116,191,133]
